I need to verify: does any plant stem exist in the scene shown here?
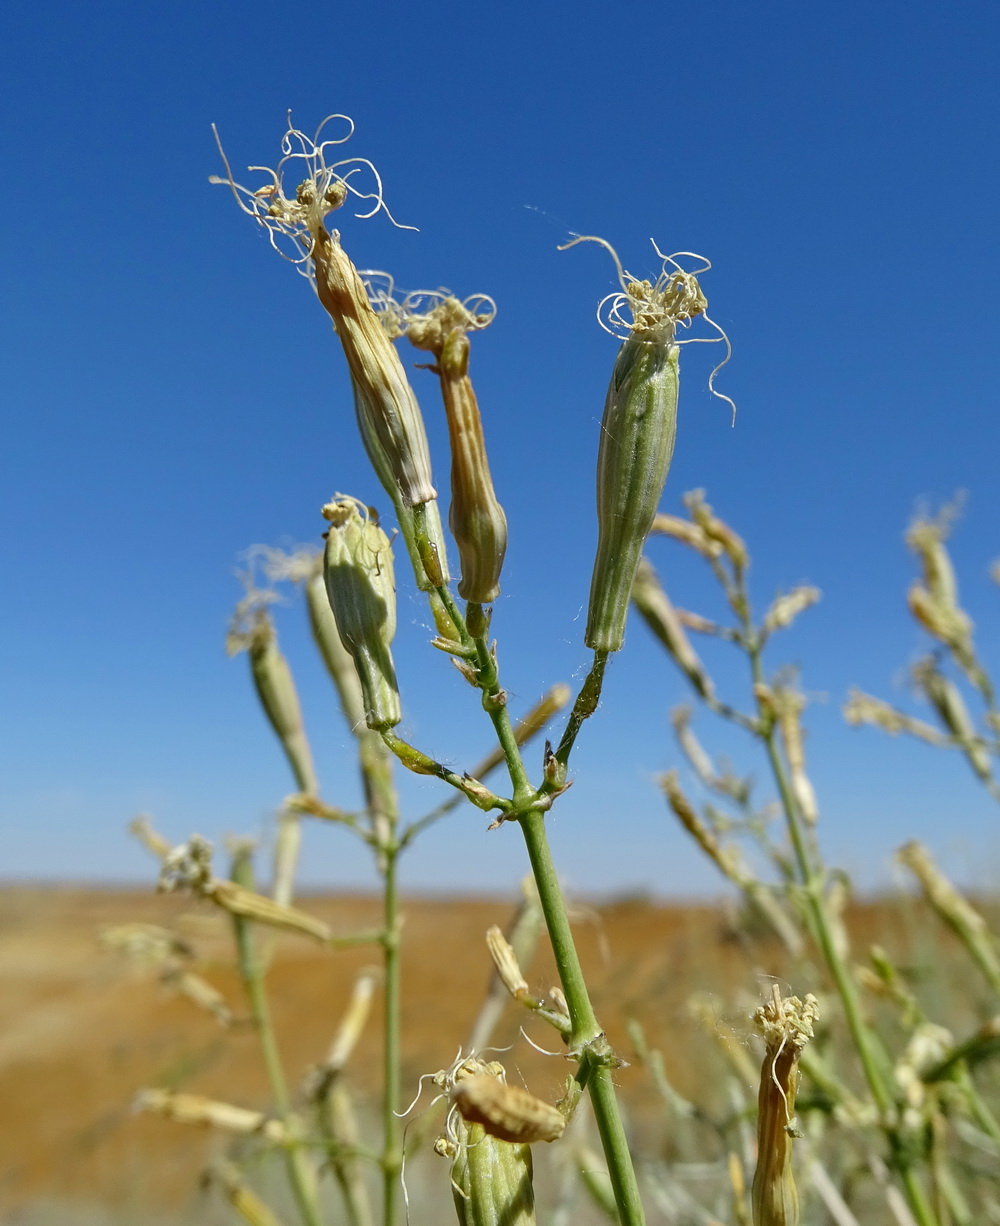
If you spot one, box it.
[231,856,323,1226]
[555,650,610,768]
[738,613,939,1226]
[465,602,533,801]
[411,516,643,1221]
[354,727,403,1226]
[381,844,402,1226]
[519,808,646,1226]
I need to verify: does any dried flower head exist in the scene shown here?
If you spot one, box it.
[432,1056,565,1149]
[212,113,404,269]
[750,986,819,1226]
[389,290,508,603]
[213,115,437,509]
[559,235,734,416]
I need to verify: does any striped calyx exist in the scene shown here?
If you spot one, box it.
[322,498,401,730]
[583,251,711,653]
[314,235,437,508]
[435,1059,540,1226]
[586,333,680,651]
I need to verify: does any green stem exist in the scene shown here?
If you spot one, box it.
[466,602,533,801]
[381,846,402,1226]
[555,650,609,768]
[950,1064,1000,1149]
[354,727,403,1226]
[317,1085,373,1226]
[519,809,646,1226]
[231,857,323,1226]
[380,729,511,814]
[749,649,894,1115]
[411,516,643,1221]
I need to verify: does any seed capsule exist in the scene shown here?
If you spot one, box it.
[452,1072,565,1145]
[436,1059,540,1226]
[351,378,451,590]
[575,239,719,653]
[212,119,437,509]
[751,987,818,1226]
[227,605,318,796]
[631,557,714,698]
[322,498,401,730]
[315,239,437,507]
[404,296,507,603]
[586,334,679,651]
[447,1122,536,1226]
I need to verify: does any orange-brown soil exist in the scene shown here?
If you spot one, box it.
[0,886,929,1222]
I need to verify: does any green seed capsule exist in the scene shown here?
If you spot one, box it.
[565,237,728,653]
[447,1123,536,1226]
[585,334,679,652]
[322,498,401,730]
[436,1060,537,1226]
[232,609,318,795]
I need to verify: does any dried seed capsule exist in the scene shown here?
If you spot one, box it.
[913,656,992,780]
[134,1089,286,1142]
[316,237,436,508]
[897,840,1000,987]
[751,987,819,1226]
[404,295,507,603]
[452,1072,565,1144]
[213,118,436,509]
[631,557,714,698]
[322,498,401,730]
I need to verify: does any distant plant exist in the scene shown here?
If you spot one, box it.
[633,494,1000,1225]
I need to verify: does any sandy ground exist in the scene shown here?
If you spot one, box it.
[0,884,892,1223]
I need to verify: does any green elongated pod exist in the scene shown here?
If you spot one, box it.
[586,335,679,651]
[228,608,319,796]
[322,498,401,730]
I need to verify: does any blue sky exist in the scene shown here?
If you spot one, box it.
[2,0,999,897]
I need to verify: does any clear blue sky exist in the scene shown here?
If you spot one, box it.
[3,0,999,896]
